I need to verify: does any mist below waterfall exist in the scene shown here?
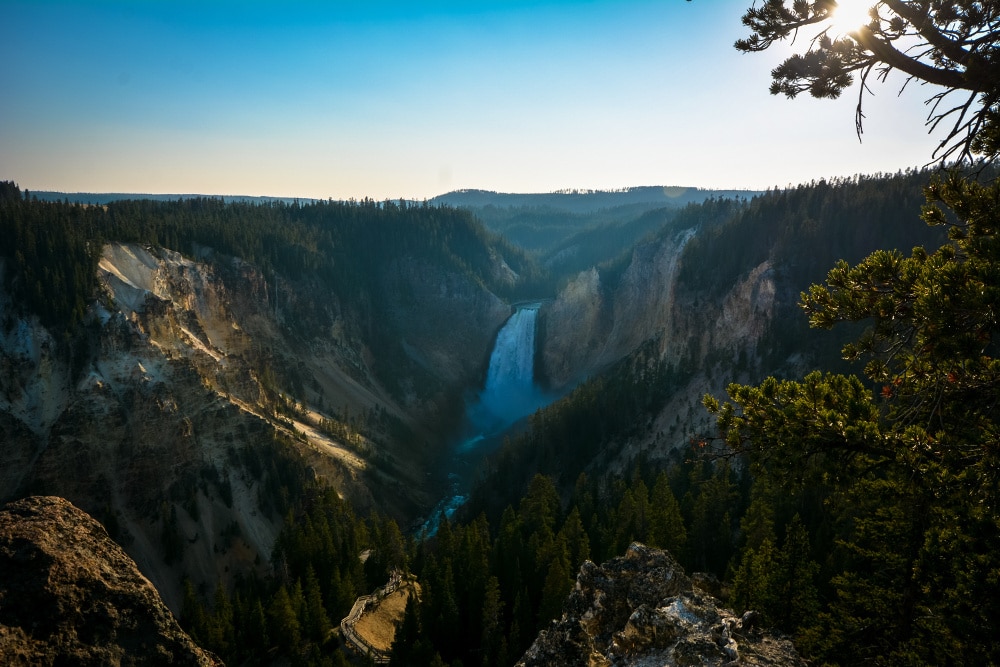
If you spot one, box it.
[421,304,553,534]
[462,304,549,447]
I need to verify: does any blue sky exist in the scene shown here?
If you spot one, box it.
[1,1,945,199]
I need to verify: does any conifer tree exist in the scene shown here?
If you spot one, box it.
[538,547,573,628]
[390,595,423,666]
[268,585,302,653]
[480,575,504,667]
[303,566,331,642]
[647,471,686,556]
[777,514,819,633]
[735,0,1000,163]
[731,536,781,625]
[556,506,591,569]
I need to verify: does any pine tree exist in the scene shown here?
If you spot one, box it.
[647,471,686,557]
[777,514,819,633]
[208,582,235,656]
[303,565,331,642]
[268,585,301,653]
[707,175,1000,663]
[557,506,591,569]
[390,595,422,666]
[730,536,780,625]
[538,544,573,628]
[480,575,504,667]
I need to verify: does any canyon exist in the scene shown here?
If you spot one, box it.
[0,174,948,664]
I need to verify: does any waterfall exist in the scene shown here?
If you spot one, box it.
[478,305,542,427]
[422,303,548,536]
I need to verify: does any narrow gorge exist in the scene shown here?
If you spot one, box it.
[422,303,555,534]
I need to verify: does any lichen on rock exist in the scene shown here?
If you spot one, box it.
[517,543,804,667]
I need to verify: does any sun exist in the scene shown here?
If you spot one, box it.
[826,0,876,38]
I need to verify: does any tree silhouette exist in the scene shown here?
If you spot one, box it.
[736,1,1000,163]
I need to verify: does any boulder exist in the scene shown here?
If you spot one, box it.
[0,496,220,666]
[517,543,804,667]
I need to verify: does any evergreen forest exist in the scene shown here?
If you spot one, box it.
[5,2,1000,665]
[5,158,999,665]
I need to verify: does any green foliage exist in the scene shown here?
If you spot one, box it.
[685,462,739,575]
[803,173,1000,501]
[268,585,302,652]
[677,171,943,303]
[181,486,387,666]
[0,184,102,332]
[731,513,818,634]
[708,176,1000,664]
[647,471,686,556]
[392,461,744,667]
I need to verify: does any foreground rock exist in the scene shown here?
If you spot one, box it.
[518,543,804,667]
[0,496,220,666]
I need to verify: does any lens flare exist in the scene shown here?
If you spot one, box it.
[827,0,875,38]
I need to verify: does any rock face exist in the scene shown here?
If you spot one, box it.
[517,543,804,667]
[539,228,697,389]
[1,241,512,609]
[380,254,511,394]
[0,496,220,666]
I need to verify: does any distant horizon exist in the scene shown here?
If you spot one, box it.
[23,182,764,200]
[14,169,938,204]
[3,2,946,201]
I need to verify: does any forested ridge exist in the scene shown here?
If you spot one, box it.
[677,170,953,373]
[5,163,999,665]
[0,181,549,400]
[0,182,547,335]
[677,171,944,300]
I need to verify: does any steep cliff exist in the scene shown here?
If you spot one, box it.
[481,174,954,500]
[536,220,768,476]
[379,253,511,404]
[0,496,220,666]
[0,237,512,610]
[540,227,698,389]
[518,543,804,667]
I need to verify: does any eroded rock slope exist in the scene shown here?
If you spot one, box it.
[0,496,220,666]
[0,241,509,610]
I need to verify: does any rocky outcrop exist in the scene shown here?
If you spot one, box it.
[517,543,804,667]
[1,241,484,610]
[540,228,696,389]
[0,496,220,666]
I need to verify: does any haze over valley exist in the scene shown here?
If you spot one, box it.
[4,1,1000,666]
[0,168,962,662]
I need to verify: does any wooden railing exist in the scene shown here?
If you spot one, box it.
[339,569,404,664]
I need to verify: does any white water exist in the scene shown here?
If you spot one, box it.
[421,304,550,534]
[466,305,547,437]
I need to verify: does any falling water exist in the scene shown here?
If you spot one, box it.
[470,304,545,434]
[421,303,549,535]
